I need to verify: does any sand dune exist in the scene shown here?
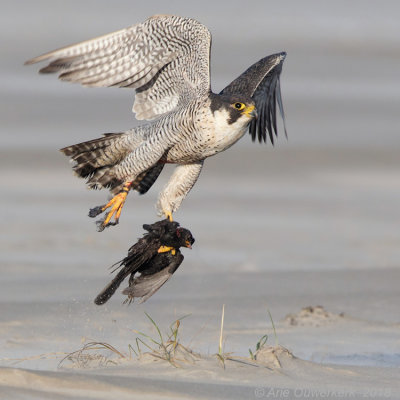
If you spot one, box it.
[2,341,399,399]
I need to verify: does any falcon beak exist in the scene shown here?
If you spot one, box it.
[185,240,192,249]
[243,104,257,119]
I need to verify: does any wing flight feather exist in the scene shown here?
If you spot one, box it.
[221,52,287,144]
[26,15,212,120]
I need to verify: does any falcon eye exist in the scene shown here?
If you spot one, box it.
[234,102,245,110]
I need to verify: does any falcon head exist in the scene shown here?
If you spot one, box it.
[210,93,257,129]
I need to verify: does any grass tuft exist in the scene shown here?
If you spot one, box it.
[58,341,126,369]
[58,313,195,369]
[131,312,195,367]
[248,307,279,359]
[6,308,283,371]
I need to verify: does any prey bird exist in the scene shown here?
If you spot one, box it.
[94,219,194,305]
[26,15,287,231]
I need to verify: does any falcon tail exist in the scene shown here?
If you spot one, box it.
[60,133,164,194]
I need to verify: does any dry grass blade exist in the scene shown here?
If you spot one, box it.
[168,313,190,350]
[145,312,164,345]
[216,304,227,368]
[219,304,225,356]
[58,341,126,369]
[267,307,279,346]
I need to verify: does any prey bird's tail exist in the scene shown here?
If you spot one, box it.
[94,236,156,304]
[60,130,164,194]
[94,265,130,305]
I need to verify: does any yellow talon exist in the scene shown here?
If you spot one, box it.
[158,246,176,255]
[96,184,131,229]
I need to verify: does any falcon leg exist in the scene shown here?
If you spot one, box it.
[89,183,131,232]
[156,161,204,220]
[164,211,173,222]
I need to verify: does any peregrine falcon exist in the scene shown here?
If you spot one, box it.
[94,219,194,305]
[26,15,287,231]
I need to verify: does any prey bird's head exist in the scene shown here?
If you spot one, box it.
[174,227,195,249]
[161,226,195,249]
[151,220,195,250]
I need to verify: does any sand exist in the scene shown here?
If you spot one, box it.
[1,1,400,398]
[1,147,400,399]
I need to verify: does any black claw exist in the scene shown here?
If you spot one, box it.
[107,221,119,227]
[89,205,105,218]
[95,218,119,232]
[96,220,106,232]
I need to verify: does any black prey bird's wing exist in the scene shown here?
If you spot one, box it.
[122,252,184,304]
[122,236,161,270]
[94,236,160,305]
[220,52,287,144]
[117,219,179,275]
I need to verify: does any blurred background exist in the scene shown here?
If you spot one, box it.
[1,0,399,365]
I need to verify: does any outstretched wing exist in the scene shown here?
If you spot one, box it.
[220,52,287,144]
[25,15,211,120]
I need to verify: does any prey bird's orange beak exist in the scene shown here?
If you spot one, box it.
[185,240,192,249]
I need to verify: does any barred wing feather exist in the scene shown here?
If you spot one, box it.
[25,15,212,120]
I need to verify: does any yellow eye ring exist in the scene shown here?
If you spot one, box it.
[234,102,245,110]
